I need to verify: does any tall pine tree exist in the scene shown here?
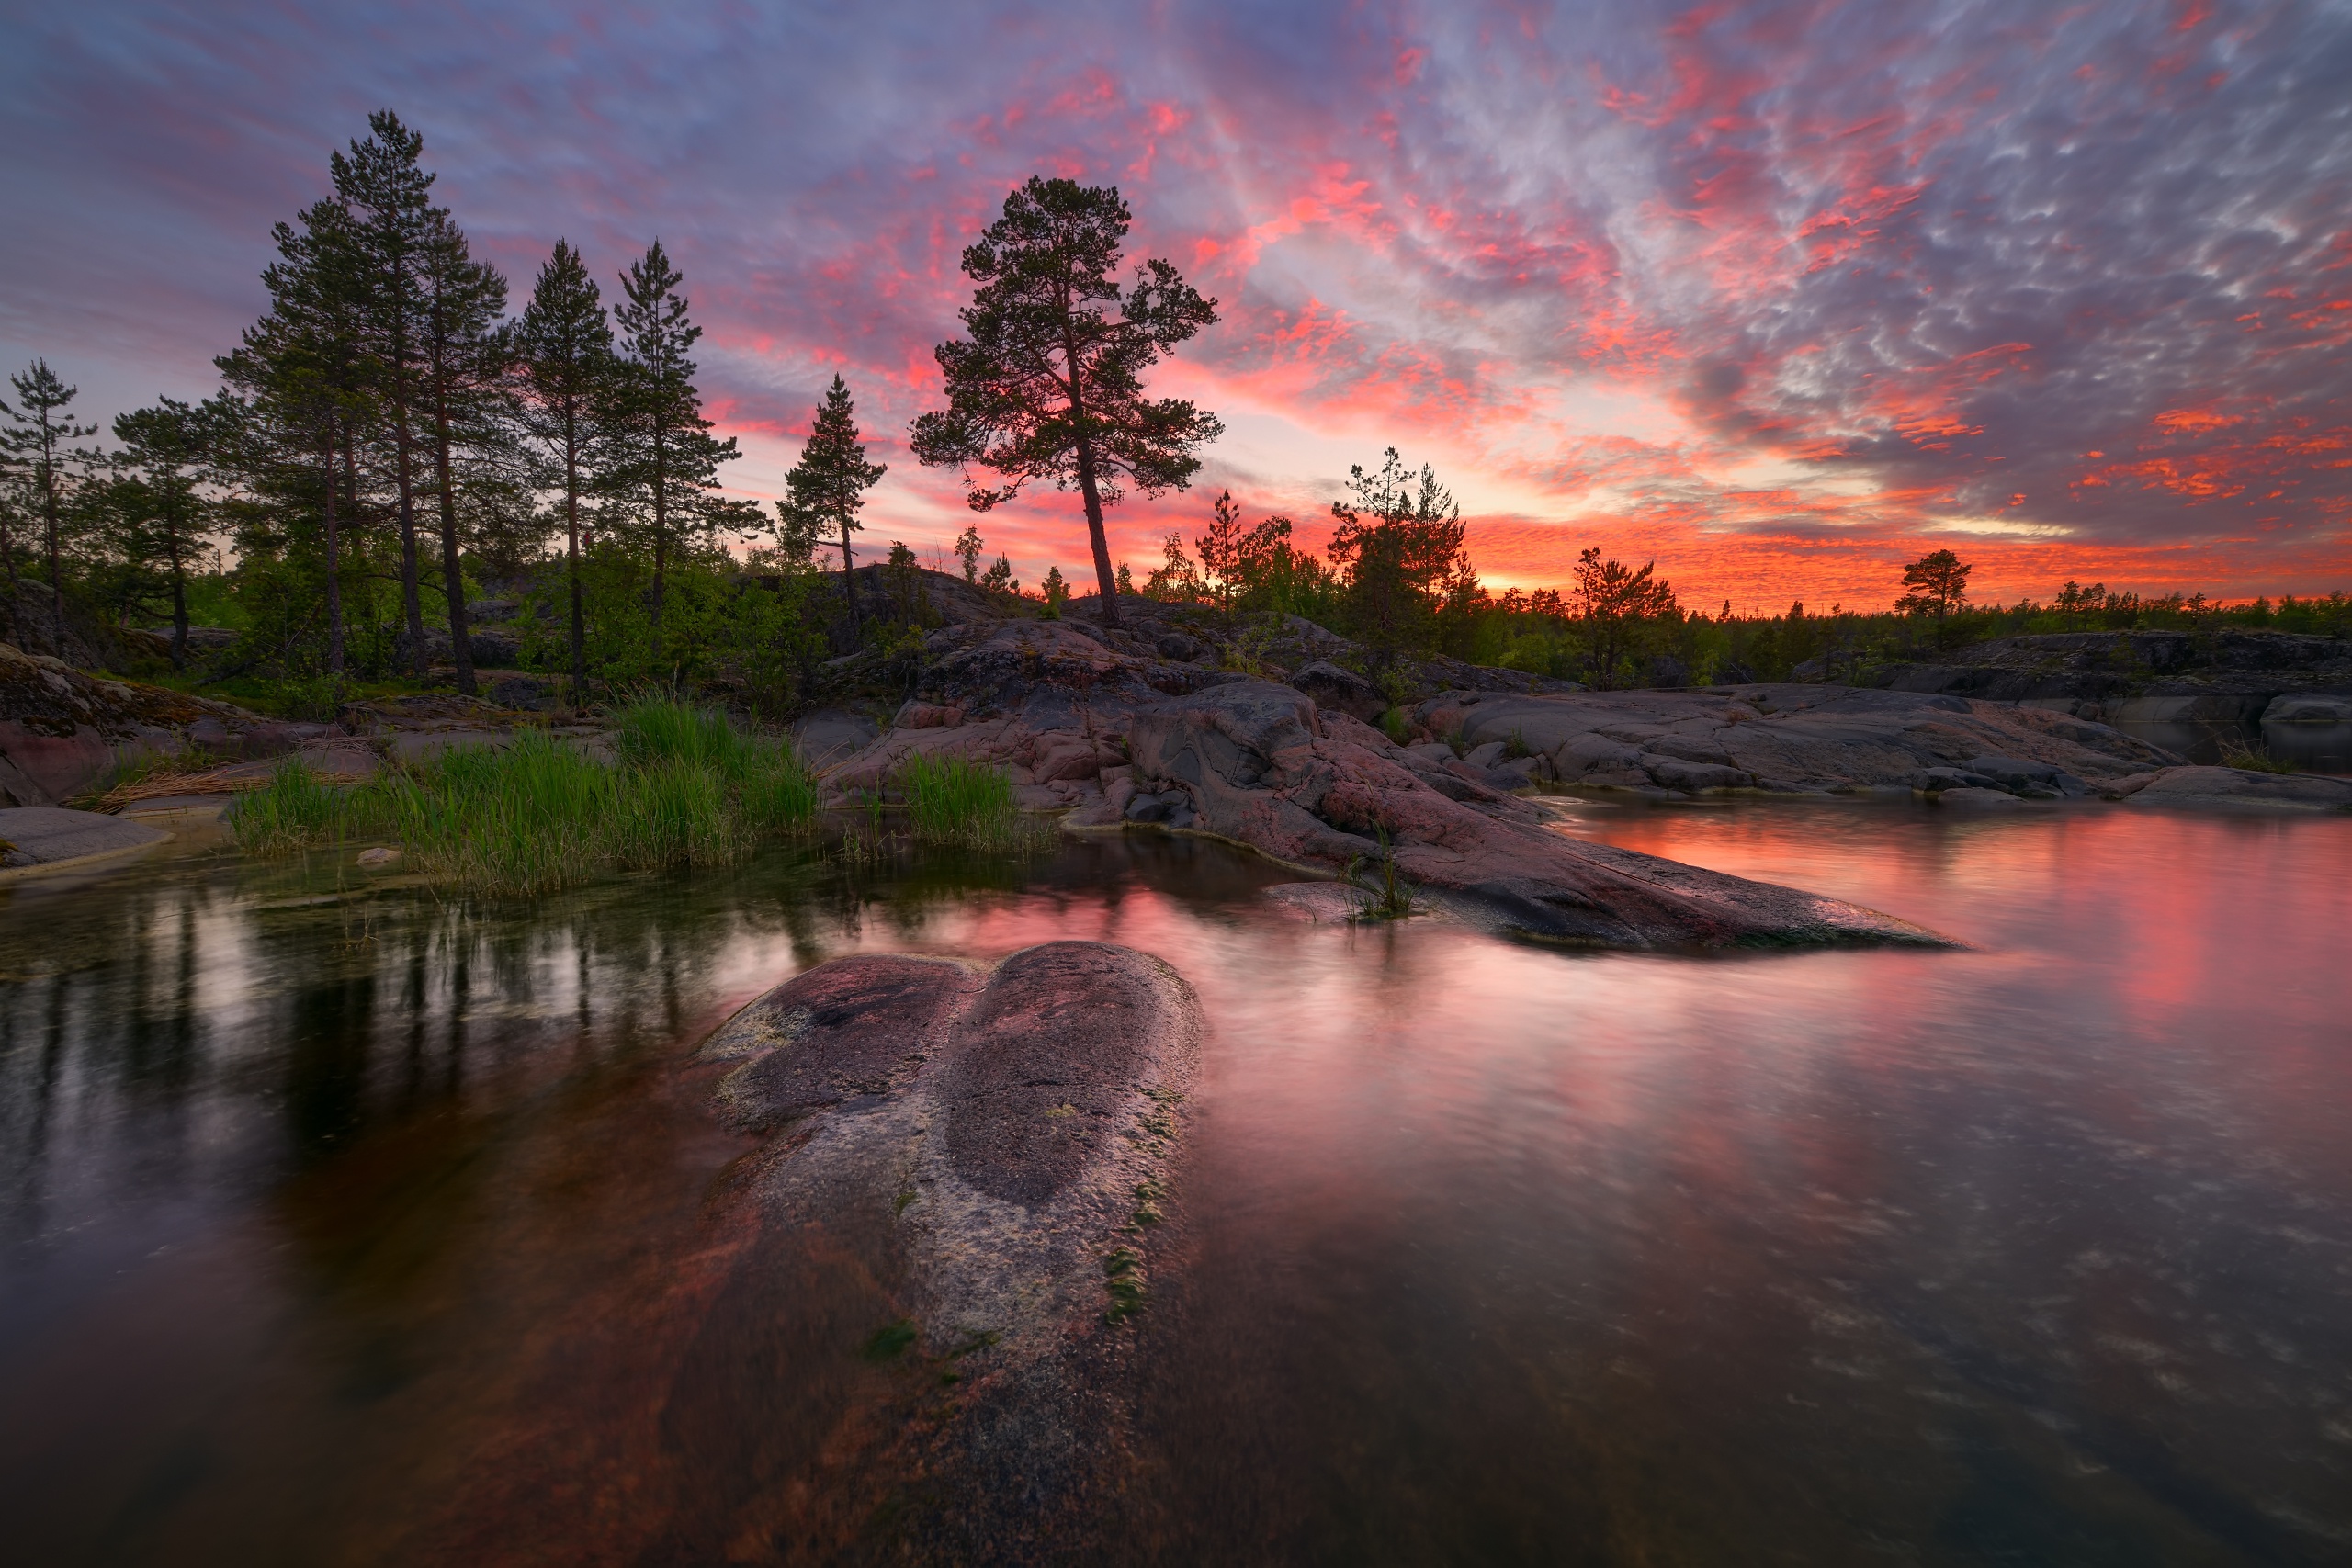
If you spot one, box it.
[910,177,1220,629]
[219,192,373,675]
[514,240,616,703]
[416,208,510,697]
[609,240,736,663]
[779,375,886,638]
[107,399,212,670]
[0,359,98,650]
[333,110,438,673]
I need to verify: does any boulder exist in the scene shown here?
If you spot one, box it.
[1286,660,1387,723]
[0,639,325,806]
[2264,693,2352,724]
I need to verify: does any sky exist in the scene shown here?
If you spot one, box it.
[3,0,2349,612]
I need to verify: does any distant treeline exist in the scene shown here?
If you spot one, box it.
[3,111,2345,711]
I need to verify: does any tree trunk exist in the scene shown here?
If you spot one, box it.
[839,521,861,639]
[565,412,585,706]
[649,427,669,666]
[1060,315,1121,630]
[167,495,190,673]
[395,411,426,676]
[39,444,63,651]
[430,403,476,697]
[322,434,345,678]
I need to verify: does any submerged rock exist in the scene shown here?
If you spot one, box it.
[694,942,1202,1542]
[0,807,169,878]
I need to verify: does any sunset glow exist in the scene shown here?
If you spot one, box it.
[4,0,2346,607]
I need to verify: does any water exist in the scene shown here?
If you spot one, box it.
[2,802,2348,1564]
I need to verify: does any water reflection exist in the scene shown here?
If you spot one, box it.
[2,807,2349,1564]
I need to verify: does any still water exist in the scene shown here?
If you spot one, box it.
[2,799,2348,1564]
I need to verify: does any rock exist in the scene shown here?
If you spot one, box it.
[790,706,882,765]
[0,807,169,878]
[1422,685,2175,796]
[355,846,401,867]
[1125,680,1946,949]
[1935,787,2027,809]
[0,639,322,806]
[696,943,1200,1529]
[2264,693,2352,724]
[1463,740,1508,768]
[2124,766,2352,812]
[1286,660,1387,723]
[1870,628,2352,719]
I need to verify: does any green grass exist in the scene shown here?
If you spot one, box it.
[230,756,347,855]
[2219,736,2298,773]
[898,752,1023,850]
[230,697,818,894]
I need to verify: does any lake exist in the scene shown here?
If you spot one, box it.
[3,797,2349,1564]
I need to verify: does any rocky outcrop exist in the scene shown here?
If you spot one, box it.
[2107,765,2352,812]
[0,640,331,806]
[1114,682,1948,948]
[0,806,170,879]
[1865,628,2352,723]
[696,942,1200,1541]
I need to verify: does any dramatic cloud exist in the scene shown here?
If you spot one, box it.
[3,0,2347,605]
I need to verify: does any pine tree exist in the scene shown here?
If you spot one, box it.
[910,176,1221,630]
[781,375,886,638]
[333,111,439,673]
[514,240,616,704]
[107,399,212,670]
[1327,449,1466,665]
[955,524,984,583]
[0,359,99,651]
[219,192,373,675]
[609,240,737,662]
[416,208,511,696]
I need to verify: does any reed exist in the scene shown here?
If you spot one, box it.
[898,752,1022,849]
[229,756,346,855]
[230,701,819,894]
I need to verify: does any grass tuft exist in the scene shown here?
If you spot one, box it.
[899,753,1023,850]
[231,700,818,895]
[230,757,345,856]
[2219,735,2297,773]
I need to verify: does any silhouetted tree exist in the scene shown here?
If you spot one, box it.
[609,240,737,663]
[1,359,98,648]
[514,240,616,703]
[1328,449,1467,665]
[910,176,1220,629]
[416,209,510,696]
[107,400,213,669]
[779,375,886,638]
[1571,547,1679,688]
[333,111,445,671]
[1898,548,1973,643]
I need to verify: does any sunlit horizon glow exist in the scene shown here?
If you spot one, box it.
[3,0,2347,612]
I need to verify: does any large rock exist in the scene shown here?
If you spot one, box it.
[0,639,328,806]
[2264,693,2352,724]
[695,942,1201,1540]
[1419,684,2176,796]
[1286,660,1387,723]
[0,807,169,878]
[1122,681,1947,949]
[1870,627,2352,719]
[2123,765,2352,812]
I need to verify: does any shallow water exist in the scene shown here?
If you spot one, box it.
[2,800,2348,1564]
